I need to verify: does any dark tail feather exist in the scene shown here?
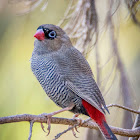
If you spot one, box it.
[98,120,118,140]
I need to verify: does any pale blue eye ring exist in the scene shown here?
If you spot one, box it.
[48,31,56,38]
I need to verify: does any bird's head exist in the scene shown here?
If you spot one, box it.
[34,24,72,52]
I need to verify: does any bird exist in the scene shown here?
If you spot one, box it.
[31,24,117,140]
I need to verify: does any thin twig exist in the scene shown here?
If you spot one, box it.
[129,107,140,140]
[58,0,74,26]
[54,118,91,140]
[100,59,117,93]
[54,124,77,140]
[107,104,140,114]
[126,0,140,27]
[17,0,44,16]
[28,120,34,140]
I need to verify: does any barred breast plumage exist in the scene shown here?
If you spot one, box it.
[31,49,88,115]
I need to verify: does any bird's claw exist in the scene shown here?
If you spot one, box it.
[72,127,79,138]
[40,113,52,136]
[46,117,51,136]
[69,114,83,137]
[75,126,80,133]
[41,123,47,133]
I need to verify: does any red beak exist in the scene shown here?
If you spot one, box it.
[34,29,45,40]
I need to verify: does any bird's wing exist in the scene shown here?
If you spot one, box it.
[55,47,109,114]
[66,80,105,114]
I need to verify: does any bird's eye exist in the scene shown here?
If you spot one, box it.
[48,31,57,39]
[43,28,57,40]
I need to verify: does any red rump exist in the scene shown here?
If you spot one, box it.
[82,99,105,124]
[82,99,117,140]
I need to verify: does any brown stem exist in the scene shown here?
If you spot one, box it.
[0,113,140,137]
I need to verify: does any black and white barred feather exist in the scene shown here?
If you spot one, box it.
[31,43,108,115]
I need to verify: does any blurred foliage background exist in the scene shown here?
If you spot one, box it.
[0,0,140,140]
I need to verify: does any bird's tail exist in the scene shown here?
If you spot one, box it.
[82,99,117,140]
[97,119,117,140]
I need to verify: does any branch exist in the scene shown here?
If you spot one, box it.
[129,107,140,140]
[107,104,140,114]
[0,113,140,137]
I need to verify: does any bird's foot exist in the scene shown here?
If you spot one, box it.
[69,114,83,138]
[40,113,53,136]
[39,105,75,136]
[73,114,83,126]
